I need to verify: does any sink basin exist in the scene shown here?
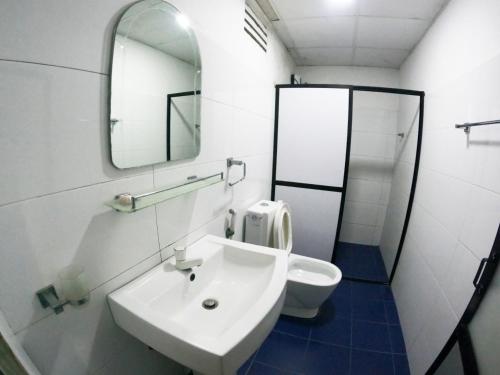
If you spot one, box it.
[108,235,288,374]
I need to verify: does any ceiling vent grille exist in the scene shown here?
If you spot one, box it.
[244,5,268,52]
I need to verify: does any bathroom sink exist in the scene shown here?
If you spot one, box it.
[108,235,288,375]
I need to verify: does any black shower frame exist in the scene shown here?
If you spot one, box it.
[271,84,425,285]
[426,224,500,374]
[166,90,201,161]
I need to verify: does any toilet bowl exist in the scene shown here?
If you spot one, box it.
[245,200,342,318]
[283,253,342,318]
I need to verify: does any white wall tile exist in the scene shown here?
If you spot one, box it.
[0,1,295,373]
[346,179,383,203]
[0,61,150,206]
[342,201,380,226]
[394,0,500,372]
[297,66,400,87]
[442,243,479,318]
[339,223,376,245]
[16,254,165,375]
[0,0,125,73]
[290,47,354,67]
[459,186,500,260]
[0,174,158,333]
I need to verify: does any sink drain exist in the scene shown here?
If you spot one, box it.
[202,298,218,310]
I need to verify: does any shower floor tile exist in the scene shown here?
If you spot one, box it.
[238,280,409,375]
[334,242,389,282]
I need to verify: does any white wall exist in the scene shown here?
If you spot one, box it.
[392,0,500,373]
[379,95,420,271]
[297,66,400,245]
[111,35,198,167]
[0,0,295,374]
[345,90,399,245]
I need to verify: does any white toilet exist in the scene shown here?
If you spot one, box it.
[245,200,342,318]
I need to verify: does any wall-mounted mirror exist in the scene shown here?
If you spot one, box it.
[110,0,201,169]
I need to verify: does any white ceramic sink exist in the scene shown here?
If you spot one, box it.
[108,235,288,375]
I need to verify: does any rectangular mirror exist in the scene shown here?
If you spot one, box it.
[109,0,202,169]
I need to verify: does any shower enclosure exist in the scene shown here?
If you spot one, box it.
[272,84,424,284]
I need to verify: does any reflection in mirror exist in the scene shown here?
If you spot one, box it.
[110,0,201,169]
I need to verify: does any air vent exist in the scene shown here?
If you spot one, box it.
[244,5,268,52]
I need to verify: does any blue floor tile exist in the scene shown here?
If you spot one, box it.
[352,298,387,323]
[238,352,255,375]
[385,300,401,325]
[351,282,386,301]
[255,331,308,372]
[388,325,406,354]
[331,280,351,299]
[351,349,394,375]
[274,316,312,339]
[352,320,391,352]
[393,354,410,375]
[382,286,395,301]
[301,341,350,375]
[310,316,351,346]
[335,242,389,282]
[257,276,408,375]
[247,361,299,375]
[319,295,351,320]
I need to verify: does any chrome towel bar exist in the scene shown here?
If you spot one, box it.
[227,157,246,187]
[106,172,224,213]
[455,119,500,133]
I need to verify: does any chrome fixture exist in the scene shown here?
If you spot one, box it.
[36,284,88,315]
[174,246,203,270]
[110,118,120,133]
[106,172,224,213]
[227,158,246,187]
[225,208,236,239]
[455,119,500,133]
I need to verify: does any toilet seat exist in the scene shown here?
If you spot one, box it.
[273,201,293,254]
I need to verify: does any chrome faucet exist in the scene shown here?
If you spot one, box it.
[174,246,203,270]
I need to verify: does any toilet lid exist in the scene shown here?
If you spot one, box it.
[273,201,293,254]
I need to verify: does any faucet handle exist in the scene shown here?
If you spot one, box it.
[174,246,186,262]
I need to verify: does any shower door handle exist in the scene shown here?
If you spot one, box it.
[473,258,489,288]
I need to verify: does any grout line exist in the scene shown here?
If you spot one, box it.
[244,351,258,375]
[0,58,107,76]
[251,360,302,374]
[0,169,154,209]
[13,250,162,335]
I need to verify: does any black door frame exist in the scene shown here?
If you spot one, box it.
[166,89,201,161]
[426,224,500,374]
[271,84,425,285]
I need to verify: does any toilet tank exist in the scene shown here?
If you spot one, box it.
[244,200,280,247]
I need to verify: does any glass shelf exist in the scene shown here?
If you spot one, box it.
[106,172,224,213]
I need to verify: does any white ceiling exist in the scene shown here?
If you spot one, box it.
[268,0,449,68]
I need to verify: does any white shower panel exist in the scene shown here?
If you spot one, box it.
[276,87,349,187]
[275,185,342,262]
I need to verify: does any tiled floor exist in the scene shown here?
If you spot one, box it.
[238,280,409,375]
[335,242,389,283]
